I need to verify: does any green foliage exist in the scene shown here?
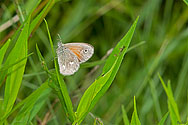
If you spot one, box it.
[2,16,30,118]
[158,74,181,125]
[0,0,188,124]
[183,0,188,5]
[158,112,169,125]
[131,96,141,125]
[122,105,129,125]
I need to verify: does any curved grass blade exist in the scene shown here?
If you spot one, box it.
[29,0,56,35]
[75,16,139,124]
[0,39,11,66]
[11,82,51,124]
[158,73,181,124]
[0,80,50,123]
[158,112,169,125]
[44,19,75,122]
[0,39,11,87]
[183,0,188,6]
[2,16,30,120]
[122,105,129,125]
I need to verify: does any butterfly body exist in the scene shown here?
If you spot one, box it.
[56,42,94,76]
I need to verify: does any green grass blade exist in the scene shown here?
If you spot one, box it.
[44,19,75,122]
[29,0,56,35]
[158,112,169,125]
[75,16,139,124]
[183,0,188,6]
[121,105,129,125]
[0,80,51,123]
[158,74,181,124]
[0,39,11,87]
[0,53,33,72]
[11,83,51,124]
[75,59,117,124]
[149,79,162,120]
[36,44,50,74]
[0,39,11,66]
[2,16,31,118]
[130,96,141,125]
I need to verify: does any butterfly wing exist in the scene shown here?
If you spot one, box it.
[64,43,94,63]
[56,43,80,76]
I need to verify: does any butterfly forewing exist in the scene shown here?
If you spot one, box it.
[64,43,94,63]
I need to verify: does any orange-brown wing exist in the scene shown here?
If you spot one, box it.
[67,45,84,62]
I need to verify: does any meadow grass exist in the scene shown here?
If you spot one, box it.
[0,0,188,124]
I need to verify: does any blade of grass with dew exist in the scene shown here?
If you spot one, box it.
[158,112,169,125]
[158,73,181,124]
[75,17,139,124]
[183,0,188,6]
[130,96,141,125]
[11,83,51,124]
[44,19,75,122]
[121,105,129,125]
[0,80,51,123]
[2,16,30,120]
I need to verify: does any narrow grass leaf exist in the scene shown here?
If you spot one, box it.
[0,39,11,87]
[75,17,139,124]
[36,44,51,74]
[121,105,129,125]
[149,79,162,120]
[0,53,33,72]
[158,112,169,125]
[158,74,181,124]
[0,81,50,123]
[0,39,11,66]
[44,19,75,122]
[11,84,51,124]
[2,16,30,118]
[130,96,141,125]
[183,0,188,6]
[29,0,56,35]
[76,59,117,124]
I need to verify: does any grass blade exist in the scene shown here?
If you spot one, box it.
[183,0,188,6]
[0,39,11,87]
[0,39,11,66]
[130,96,141,125]
[121,105,129,125]
[2,16,31,118]
[158,112,169,125]
[158,73,181,124]
[11,82,51,124]
[29,0,56,35]
[0,80,51,123]
[75,16,139,124]
[44,19,75,122]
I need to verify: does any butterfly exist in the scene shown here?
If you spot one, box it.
[56,42,94,76]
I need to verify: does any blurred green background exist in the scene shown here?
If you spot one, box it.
[0,0,188,124]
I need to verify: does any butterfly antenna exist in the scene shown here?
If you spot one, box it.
[57,34,62,42]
